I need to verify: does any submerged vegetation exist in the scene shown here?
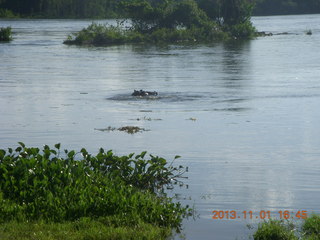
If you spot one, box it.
[253,215,320,240]
[306,29,313,35]
[0,26,12,42]
[0,143,190,239]
[64,0,256,46]
[117,126,147,134]
[95,125,148,134]
[131,116,162,121]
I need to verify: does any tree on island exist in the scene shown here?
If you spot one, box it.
[63,0,257,46]
[120,0,256,38]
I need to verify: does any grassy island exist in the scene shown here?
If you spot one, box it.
[0,26,12,42]
[64,0,256,46]
[0,143,191,240]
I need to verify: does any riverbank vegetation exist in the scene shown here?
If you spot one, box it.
[0,0,120,18]
[253,215,320,240]
[253,0,320,16]
[0,143,191,239]
[0,26,12,41]
[0,8,18,18]
[0,0,319,18]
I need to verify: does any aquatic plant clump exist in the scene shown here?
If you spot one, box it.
[94,125,149,134]
[0,26,12,42]
[0,143,191,231]
[63,22,229,46]
[118,126,146,134]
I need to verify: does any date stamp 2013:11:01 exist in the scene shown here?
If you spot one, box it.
[212,210,308,220]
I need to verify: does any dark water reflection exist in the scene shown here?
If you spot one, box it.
[1,15,320,240]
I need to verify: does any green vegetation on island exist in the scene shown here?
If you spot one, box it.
[253,215,320,240]
[0,142,191,240]
[0,26,12,42]
[63,0,256,46]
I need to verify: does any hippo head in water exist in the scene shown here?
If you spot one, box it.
[132,90,158,97]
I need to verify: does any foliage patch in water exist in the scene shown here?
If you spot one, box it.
[306,29,312,35]
[95,125,148,134]
[130,116,162,121]
[118,126,147,134]
[0,26,12,42]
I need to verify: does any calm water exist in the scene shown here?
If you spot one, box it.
[1,15,320,239]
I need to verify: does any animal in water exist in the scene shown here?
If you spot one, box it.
[132,90,158,97]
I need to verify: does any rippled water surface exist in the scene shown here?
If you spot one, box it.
[1,15,320,239]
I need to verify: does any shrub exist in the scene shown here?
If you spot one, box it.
[64,23,136,45]
[253,216,320,240]
[253,220,298,240]
[165,0,212,29]
[0,9,18,18]
[302,214,320,240]
[122,0,216,31]
[64,22,230,46]
[0,26,12,42]
[226,21,257,39]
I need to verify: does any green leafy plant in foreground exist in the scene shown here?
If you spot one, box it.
[253,215,320,240]
[0,219,172,240]
[253,220,297,240]
[302,214,320,240]
[0,143,190,231]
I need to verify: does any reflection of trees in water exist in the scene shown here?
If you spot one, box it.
[104,41,253,104]
[221,40,252,88]
[208,40,253,110]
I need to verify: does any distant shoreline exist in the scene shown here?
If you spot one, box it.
[1,12,320,20]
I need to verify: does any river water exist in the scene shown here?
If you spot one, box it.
[1,14,320,239]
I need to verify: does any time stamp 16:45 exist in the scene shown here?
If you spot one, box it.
[212,210,308,220]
